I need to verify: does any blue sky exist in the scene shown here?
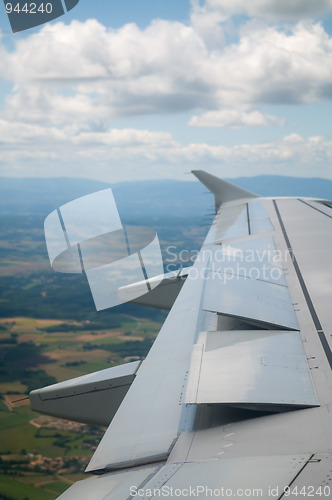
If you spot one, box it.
[1,0,332,182]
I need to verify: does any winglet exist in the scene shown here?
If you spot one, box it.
[192,170,258,210]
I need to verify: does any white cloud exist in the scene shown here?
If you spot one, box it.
[72,128,176,147]
[1,18,332,130]
[0,19,210,126]
[190,2,227,48]
[171,134,332,169]
[189,109,283,127]
[1,118,331,180]
[204,0,332,21]
[1,12,332,182]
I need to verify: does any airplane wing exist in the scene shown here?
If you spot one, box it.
[30,170,332,499]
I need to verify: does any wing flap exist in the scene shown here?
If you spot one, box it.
[203,273,299,330]
[57,464,160,499]
[185,330,319,409]
[57,454,315,499]
[146,455,311,499]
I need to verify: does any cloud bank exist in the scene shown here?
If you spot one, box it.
[203,0,332,21]
[0,18,332,128]
[0,2,332,180]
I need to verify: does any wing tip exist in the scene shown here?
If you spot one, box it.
[192,170,258,208]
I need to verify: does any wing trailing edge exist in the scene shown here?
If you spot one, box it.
[192,170,258,209]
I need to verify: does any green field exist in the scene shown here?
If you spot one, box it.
[0,289,165,498]
[0,475,57,500]
[0,209,205,499]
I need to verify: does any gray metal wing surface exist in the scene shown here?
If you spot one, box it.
[45,171,332,499]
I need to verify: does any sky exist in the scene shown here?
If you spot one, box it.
[1,0,332,182]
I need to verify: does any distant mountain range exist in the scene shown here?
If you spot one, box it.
[0,175,331,217]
